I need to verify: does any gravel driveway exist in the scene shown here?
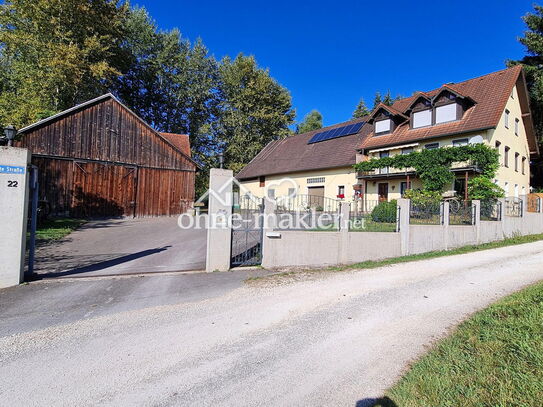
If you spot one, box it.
[2,241,543,406]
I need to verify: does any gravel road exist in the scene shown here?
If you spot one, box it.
[2,241,543,406]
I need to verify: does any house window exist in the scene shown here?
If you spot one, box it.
[504,146,510,167]
[515,152,519,172]
[337,185,345,198]
[375,119,391,134]
[412,109,432,128]
[504,182,509,195]
[425,142,439,150]
[267,188,275,199]
[495,140,501,150]
[400,181,409,196]
[435,103,457,124]
[514,184,519,198]
[379,151,389,174]
[522,157,526,175]
[454,178,467,197]
[504,109,510,128]
[401,147,414,155]
[452,138,469,147]
[307,177,325,184]
[515,118,519,136]
[259,176,265,187]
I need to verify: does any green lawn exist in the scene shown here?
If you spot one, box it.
[349,217,397,232]
[31,218,86,242]
[386,281,543,407]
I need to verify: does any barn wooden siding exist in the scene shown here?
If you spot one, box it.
[18,96,197,218]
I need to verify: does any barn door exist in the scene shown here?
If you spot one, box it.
[72,161,137,218]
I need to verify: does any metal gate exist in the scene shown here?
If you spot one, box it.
[230,195,264,267]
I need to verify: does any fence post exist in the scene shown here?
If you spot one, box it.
[260,198,276,268]
[442,201,450,250]
[473,200,481,244]
[205,168,233,272]
[338,202,351,264]
[398,198,410,256]
[498,197,506,237]
[520,194,528,217]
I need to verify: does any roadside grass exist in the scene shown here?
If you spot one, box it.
[31,218,86,242]
[247,233,543,282]
[385,281,543,407]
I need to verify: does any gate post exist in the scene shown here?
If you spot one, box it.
[205,168,233,272]
[0,147,31,288]
[397,199,410,256]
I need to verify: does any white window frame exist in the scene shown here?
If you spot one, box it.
[412,109,432,128]
[504,109,510,129]
[515,118,519,136]
[452,138,469,147]
[435,103,457,124]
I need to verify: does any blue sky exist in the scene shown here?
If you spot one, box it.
[135,0,535,127]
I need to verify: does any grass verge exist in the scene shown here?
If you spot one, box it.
[247,233,543,282]
[385,281,543,407]
[31,218,86,242]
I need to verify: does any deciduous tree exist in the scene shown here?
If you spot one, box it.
[296,110,323,134]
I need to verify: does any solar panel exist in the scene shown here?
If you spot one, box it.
[307,122,365,144]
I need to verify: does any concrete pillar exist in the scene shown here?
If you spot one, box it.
[473,200,481,244]
[520,194,528,217]
[442,201,450,250]
[339,202,351,264]
[205,168,233,272]
[261,198,277,269]
[0,147,30,288]
[397,198,410,256]
[498,197,506,236]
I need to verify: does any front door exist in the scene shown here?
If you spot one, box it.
[378,183,389,202]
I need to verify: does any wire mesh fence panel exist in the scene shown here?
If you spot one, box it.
[352,199,380,215]
[449,200,475,225]
[505,197,523,217]
[274,194,340,231]
[410,201,442,225]
[480,199,501,221]
[349,201,398,232]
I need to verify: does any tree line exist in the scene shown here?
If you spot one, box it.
[0,0,294,194]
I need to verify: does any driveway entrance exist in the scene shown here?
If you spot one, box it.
[33,217,206,278]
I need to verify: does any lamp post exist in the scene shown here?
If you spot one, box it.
[218,152,224,169]
[4,125,17,147]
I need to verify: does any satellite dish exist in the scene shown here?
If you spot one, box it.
[469,135,484,144]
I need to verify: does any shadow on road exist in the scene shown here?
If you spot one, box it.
[356,396,398,407]
[30,246,171,279]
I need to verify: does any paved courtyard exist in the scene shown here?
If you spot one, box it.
[32,217,207,278]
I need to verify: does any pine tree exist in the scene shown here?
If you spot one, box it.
[296,110,323,133]
[373,91,382,109]
[352,98,370,118]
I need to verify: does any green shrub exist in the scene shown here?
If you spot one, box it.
[468,176,505,200]
[371,200,397,223]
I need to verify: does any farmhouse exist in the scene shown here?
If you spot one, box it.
[17,94,197,217]
[238,66,539,203]
[236,117,371,202]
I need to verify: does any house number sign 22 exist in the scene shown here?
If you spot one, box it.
[7,180,18,187]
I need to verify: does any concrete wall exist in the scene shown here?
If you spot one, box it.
[261,196,543,270]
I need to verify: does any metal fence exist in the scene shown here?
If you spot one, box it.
[505,197,523,217]
[352,199,380,214]
[349,201,399,232]
[480,199,502,221]
[449,200,475,225]
[274,194,340,230]
[410,201,442,225]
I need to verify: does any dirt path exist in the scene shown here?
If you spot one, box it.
[2,241,543,406]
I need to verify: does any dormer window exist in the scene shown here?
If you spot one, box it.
[435,103,458,124]
[375,119,391,134]
[412,109,432,128]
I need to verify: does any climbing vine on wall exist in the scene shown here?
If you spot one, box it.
[354,144,500,192]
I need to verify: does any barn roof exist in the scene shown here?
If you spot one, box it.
[18,93,199,168]
[160,133,191,157]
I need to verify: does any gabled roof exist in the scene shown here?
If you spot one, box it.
[368,103,408,122]
[160,133,191,157]
[18,93,199,167]
[360,66,538,156]
[236,117,370,180]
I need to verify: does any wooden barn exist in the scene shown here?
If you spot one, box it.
[17,93,197,218]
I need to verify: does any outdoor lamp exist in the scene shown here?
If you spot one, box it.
[4,125,17,147]
[218,152,224,169]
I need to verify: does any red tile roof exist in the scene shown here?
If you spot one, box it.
[160,132,191,157]
[360,66,538,156]
[236,117,370,180]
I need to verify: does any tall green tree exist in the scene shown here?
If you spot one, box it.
[219,54,295,173]
[0,0,129,127]
[352,98,370,118]
[508,4,543,143]
[296,110,323,134]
